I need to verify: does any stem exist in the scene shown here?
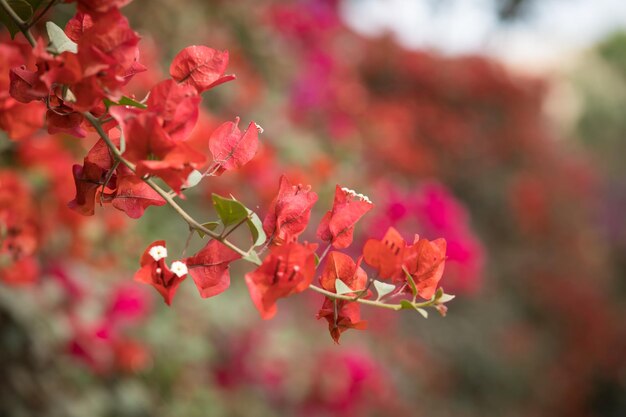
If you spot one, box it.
[82,112,260,264]
[0,0,36,46]
[181,227,194,258]
[316,243,331,268]
[221,215,249,240]
[308,284,437,311]
[27,0,57,29]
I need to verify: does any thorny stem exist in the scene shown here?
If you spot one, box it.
[0,0,444,314]
[0,0,36,46]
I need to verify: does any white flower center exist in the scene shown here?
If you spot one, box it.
[170,261,188,277]
[340,186,372,204]
[149,245,168,261]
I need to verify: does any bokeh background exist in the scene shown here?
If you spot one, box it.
[2,0,626,416]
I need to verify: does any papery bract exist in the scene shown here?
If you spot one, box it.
[403,236,447,299]
[110,107,176,161]
[169,46,235,93]
[133,240,187,305]
[317,185,373,249]
[209,117,259,175]
[245,242,316,319]
[146,79,200,141]
[263,174,318,245]
[185,240,241,298]
[111,174,166,219]
[362,227,406,280]
[316,252,368,343]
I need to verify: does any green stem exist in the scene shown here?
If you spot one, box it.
[0,0,36,46]
[307,284,437,311]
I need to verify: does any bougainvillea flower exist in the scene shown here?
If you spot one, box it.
[245,242,316,319]
[362,227,407,280]
[402,236,447,299]
[262,174,318,245]
[316,252,368,343]
[169,46,235,93]
[110,107,177,162]
[317,185,373,249]
[68,135,119,215]
[363,227,447,298]
[64,12,94,42]
[208,117,260,175]
[146,79,200,141]
[185,240,241,298]
[133,241,188,305]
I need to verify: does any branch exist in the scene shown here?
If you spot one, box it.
[27,0,57,29]
[0,0,36,46]
[308,284,439,311]
[82,112,261,264]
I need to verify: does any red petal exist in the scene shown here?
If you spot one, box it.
[169,46,234,93]
[185,240,241,298]
[209,118,259,175]
[112,175,166,219]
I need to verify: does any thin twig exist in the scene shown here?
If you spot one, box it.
[27,0,57,29]
[0,0,36,46]
[82,112,259,263]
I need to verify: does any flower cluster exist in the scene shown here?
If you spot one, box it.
[0,0,453,344]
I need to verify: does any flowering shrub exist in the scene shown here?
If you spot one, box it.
[0,0,454,350]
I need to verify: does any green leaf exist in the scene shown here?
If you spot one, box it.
[436,288,455,304]
[103,96,147,110]
[374,280,396,301]
[334,279,354,295]
[212,194,266,246]
[196,221,220,238]
[314,253,320,267]
[242,251,261,265]
[46,21,77,54]
[0,0,33,38]
[399,300,429,318]
[402,266,418,298]
[246,211,266,247]
[212,194,248,227]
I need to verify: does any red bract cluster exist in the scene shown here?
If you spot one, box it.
[0,171,39,285]
[0,0,452,347]
[0,42,45,139]
[316,252,369,343]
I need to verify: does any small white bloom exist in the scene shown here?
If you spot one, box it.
[341,187,372,204]
[254,122,264,134]
[170,261,188,277]
[149,245,168,261]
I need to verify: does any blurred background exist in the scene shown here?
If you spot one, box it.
[2,0,626,416]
